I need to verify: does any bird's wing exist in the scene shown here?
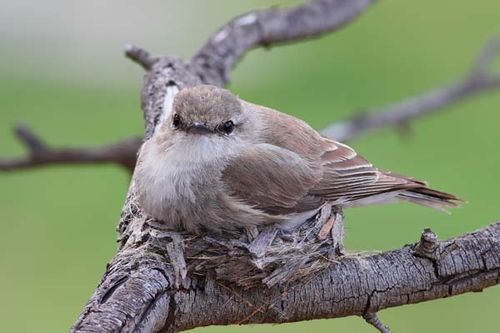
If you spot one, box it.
[221,143,324,215]
[309,138,418,204]
[242,101,326,158]
[241,101,433,207]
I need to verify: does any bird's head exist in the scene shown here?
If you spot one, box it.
[168,85,244,138]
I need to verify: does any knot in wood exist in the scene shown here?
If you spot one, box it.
[414,228,440,259]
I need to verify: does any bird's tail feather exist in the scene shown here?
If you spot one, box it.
[396,184,463,212]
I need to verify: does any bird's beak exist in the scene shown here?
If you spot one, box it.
[187,122,213,135]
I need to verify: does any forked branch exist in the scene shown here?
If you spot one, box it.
[3,14,500,173]
[1,1,499,331]
[72,222,500,332]
[71,1,500,332]
[0,124,141,172]
[191,0,377,85]
[322,38,500,141]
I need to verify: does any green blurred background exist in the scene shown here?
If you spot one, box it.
[1,0,499,332]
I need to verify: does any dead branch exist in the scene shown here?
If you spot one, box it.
[72,220,500,332]
[191,0,377,86]
[0,124,141,172]
[322,38,500,141]
[4,36,500,174]
[125,44,158,70]
[68,1,500,332]
[3,16,500,173]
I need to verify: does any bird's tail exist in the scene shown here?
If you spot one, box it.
[389,173,463,212]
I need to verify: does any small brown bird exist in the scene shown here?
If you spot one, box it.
[135,85,461,233]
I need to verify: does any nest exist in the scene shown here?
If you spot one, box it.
[177,204,345,289]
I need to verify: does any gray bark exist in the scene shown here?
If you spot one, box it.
[191,0,376,86]
[1,0,493,332]
[0,124,141,172]
[3,7,500,173]
[72,220,500,332]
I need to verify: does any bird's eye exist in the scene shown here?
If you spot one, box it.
[172,113,181,128]
[219,120,234,134]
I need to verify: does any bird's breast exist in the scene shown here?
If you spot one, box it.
[135,139,226,230]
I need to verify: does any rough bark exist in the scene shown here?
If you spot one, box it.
[3,0,497,332]
[191,0,377,86]
[3,24,500,173]
[72,221,500,333]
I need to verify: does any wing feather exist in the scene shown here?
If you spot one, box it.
[221,144,323,215]
[310,139,417,203]
[239,103,459,213]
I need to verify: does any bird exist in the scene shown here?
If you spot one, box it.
[135,85,461,234]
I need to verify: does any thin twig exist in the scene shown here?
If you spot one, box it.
[363,312,392,333]
[5,38,499,174]
[1,0,498,330]
[124,44,157,70]
[0,124,141,172]
[322,38,500,142]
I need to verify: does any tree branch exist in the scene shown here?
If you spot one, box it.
[191,0,377,86]
[322,38,500,142]
[68,1,500,332]
[0,124,141,172]
[3,11,500,173]
[125,44,158,71]
[1,0,497,331]
[5,36,500,174]
[72,221,500,332]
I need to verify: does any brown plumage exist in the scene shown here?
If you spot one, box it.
[135,85,462,233]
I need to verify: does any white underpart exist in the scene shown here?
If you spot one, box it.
[281,206,324,230]
[338,191,403,208]
[156,85,179,131]
[140,136,239,213]
[283,191,405,230]
[165,135,232,164]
